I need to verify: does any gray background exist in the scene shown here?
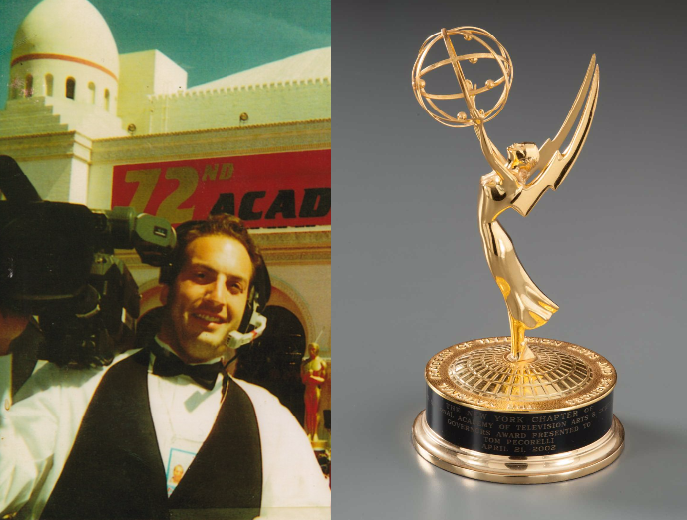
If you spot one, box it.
[332,0,687,518]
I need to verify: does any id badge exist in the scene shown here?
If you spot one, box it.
[166,436,199,496]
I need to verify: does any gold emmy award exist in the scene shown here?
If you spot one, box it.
[410,27,624,483]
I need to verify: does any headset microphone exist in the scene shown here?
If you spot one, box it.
[226,301,267,351]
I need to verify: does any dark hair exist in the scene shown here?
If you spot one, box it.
[164,214,263,285]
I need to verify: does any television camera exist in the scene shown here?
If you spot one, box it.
[0,155,176,367]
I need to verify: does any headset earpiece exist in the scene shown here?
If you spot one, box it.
[158,263,173,286]
[238,258,271,333]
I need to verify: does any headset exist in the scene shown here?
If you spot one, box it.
[158,217,271,354]
[227,258,270,350]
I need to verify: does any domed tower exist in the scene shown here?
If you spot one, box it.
[7,0,124,138]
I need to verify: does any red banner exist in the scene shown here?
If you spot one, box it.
[111,150,330,228]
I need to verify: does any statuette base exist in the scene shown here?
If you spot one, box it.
[412,412,624,484]
[413,337,624,483]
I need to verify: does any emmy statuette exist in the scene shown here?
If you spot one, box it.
[410,27,624,484]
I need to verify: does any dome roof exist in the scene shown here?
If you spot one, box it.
[11,0,119,78]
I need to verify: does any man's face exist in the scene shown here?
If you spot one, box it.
[159,235,253,364]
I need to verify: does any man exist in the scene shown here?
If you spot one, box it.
[0,214,330,519]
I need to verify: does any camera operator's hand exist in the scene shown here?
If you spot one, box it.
[0,307,30,356]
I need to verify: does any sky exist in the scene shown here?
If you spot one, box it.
[0,0,331,108]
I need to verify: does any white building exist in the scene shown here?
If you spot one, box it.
[1,0,331,436]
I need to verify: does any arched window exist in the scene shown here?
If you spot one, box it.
[88,82,95,104]
[104,89,110,111]
[45,74,53,96]
[66,77,75,100]
[25,74,33,98]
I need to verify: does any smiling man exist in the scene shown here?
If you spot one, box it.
[0,214,330,520]
[160,225,256,364]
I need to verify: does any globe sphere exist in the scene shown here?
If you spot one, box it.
[412,27,513,128]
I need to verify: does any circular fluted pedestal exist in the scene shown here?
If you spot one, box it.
[412,411,624,484]
[412,337,624,483]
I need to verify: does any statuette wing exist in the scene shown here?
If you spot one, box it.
[512,56,599,216]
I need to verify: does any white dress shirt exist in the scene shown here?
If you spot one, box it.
[0,348,330,519]
[148,338,226,481]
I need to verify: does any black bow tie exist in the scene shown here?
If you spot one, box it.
[148,341,226,391]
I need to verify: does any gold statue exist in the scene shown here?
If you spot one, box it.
[301,342,327,441]
[413,27,599,362]
[409,27,623,484]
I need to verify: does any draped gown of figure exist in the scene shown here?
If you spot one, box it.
[477,170,559,331]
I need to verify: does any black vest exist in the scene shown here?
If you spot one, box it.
[40,350,262,520]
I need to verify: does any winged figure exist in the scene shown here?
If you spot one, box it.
[469,56,600,361]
